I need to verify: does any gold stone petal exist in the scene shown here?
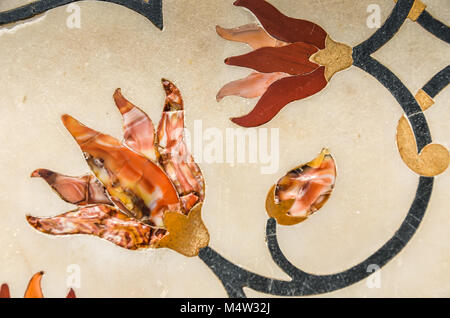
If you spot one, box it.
[415,89,435,111]
[396,116,449,177]
[265,185,305,226]
[394,0,427,21]
[306,148,331,168]
[156,204,210,257]
[310,36,353,81]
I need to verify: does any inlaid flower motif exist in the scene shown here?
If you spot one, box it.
[216,0,353,127]
[266,149,336,225]
[1,272,75,298]
[27,80,209,257]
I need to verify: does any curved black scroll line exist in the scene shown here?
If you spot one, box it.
[0,0,163,30]
[422,65,450,98]
[199,0,444,298]
[417,10,450,44]
[354,0,413,55]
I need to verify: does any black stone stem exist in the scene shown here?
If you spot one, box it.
[200,175,432,298]
[0,0,163,30]
[199,0,440,298]
[417,10,450,44]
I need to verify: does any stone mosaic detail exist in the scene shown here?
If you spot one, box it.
[1,272,75,298]
[26,80,209,257]
[0,0,448,298]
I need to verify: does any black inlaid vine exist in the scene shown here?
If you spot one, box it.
[0,0,163,30]
[198,0,448,298]
[0,0,447,298]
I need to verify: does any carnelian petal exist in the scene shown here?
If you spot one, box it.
[113,89,159,162]
[26,205,159,250]
[275,149,336,218]
[61,114,180,226]
[233,0,327,49]
[216,24,287,49]
[231,67,327,127]
[0,284,10,298]
[66,288,76,298]
[157,80,205,210]
[217,72,289,101]
[180,193,200,213]
[225,42,319,76]
[162,78,183,111]
[31,169,111,206]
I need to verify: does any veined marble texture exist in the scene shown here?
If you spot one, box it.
[0,0,449,297]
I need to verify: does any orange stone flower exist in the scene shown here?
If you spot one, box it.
[27,80,209,257]
[266,149,336,225]
[1,272,75,298]
[217,0,353,127]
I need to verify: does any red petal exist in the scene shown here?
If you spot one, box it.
[231,67,327,127]
[66,288,76,298]
[233,0,327,49]
[225,42,319,76]
[31,169,112,206]
[0,284,10,298]
[27,205,158,250]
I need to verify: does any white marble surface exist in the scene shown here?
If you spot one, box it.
[0,0,449,297]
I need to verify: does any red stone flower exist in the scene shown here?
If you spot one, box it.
[27,80,209,257]
[217,0,353,127]
[1,272,75,298]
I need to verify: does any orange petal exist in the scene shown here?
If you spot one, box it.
[113,89,159,162]
[180,193,200,213]
[24,272,44,298]
[0,284,10,298]
[31,169,111,206]
[216,24,287,49]
[233,0,327,49]
[275,149,336,218]
[27,205,160,250]
[232,67,327,127]
[157,80,205,210]
[61,114,180,227]
[225,42,319,76]
[216,71,289,101]
[61,114,100,145]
